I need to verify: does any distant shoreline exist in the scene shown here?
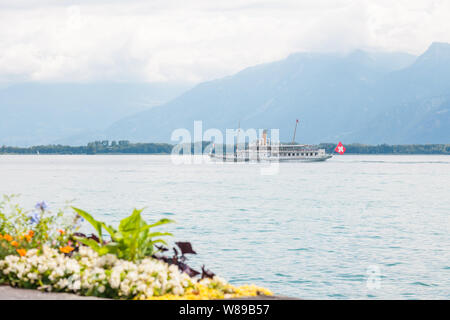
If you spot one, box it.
[1,153,449,156]
[318,143,450,155]
[1,142,449,155]
[0,153,171,156]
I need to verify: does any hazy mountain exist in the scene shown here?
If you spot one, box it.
[104,49,420,144]
[349,42,450,143]
[0,82,190,146]
[3,43,450,146]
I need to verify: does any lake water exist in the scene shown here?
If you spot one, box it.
[0,154,449,299]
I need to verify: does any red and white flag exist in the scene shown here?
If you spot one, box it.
[335,142,346,155]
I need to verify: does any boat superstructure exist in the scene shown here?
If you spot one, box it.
[209,124,332,162]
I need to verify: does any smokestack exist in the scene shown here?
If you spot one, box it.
[262,129,267,146]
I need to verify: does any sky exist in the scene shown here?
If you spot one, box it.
[0,0,449,84]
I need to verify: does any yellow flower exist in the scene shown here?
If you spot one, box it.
[144,282,273,300]
[59,245,75,254]
[10,240,19,247]
[16,249,27,257]
[231,284,273,297]
[25,235,32,243]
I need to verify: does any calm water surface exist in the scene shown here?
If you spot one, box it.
[0,154,449,299]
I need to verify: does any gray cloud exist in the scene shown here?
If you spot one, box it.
[0,0,449,84]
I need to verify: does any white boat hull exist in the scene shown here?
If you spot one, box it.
[209,154,332,162]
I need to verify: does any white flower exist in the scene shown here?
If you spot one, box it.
[126,271,138,282]
[56,278,69,289]
[0,245,233,299]
[120,282,130,296]
[109,274,121,289]
[72,280,81,291]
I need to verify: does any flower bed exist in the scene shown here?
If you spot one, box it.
[0,196,272,299]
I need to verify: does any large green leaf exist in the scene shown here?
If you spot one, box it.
[146,232,173,238]
[72,207,174,261]
[140,218,174,232]
[72,207,103,242]
[101,222,118,240]
[119,209,144,233]
[75,237,102,252]
[149,239,168,246]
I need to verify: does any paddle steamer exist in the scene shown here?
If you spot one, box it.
[209,121,332,162]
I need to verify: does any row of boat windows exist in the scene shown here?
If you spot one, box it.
[278,152,318,157]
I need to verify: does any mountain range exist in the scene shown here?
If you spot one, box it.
[103,42,450,145]
[0,82,190,146]
[1,42,450,146]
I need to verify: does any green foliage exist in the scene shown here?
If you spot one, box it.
[0,195,79,260]
[1,142,449,155]
[0,195,28,236]
[0,141,173,155]
[318,143,450,154]
[0,195,173,263]
[72,207,173,262]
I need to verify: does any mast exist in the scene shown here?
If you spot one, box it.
[235,120,240,157]
[292,119,299,144]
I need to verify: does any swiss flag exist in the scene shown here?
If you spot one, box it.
[335,142,346,155]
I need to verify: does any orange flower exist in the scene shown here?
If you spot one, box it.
[28,230,34,237]
[16,249,27,257]
[4,234,13,242]
[58,229,65,235]
[59,246,74,254]
[25,235,32,243]
[10,240,19,247]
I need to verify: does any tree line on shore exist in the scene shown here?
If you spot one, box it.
[0,141,449,155]
[318,143,450,154]
[0,140,173,155]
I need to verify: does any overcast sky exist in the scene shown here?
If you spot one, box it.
[0,0,449,84]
